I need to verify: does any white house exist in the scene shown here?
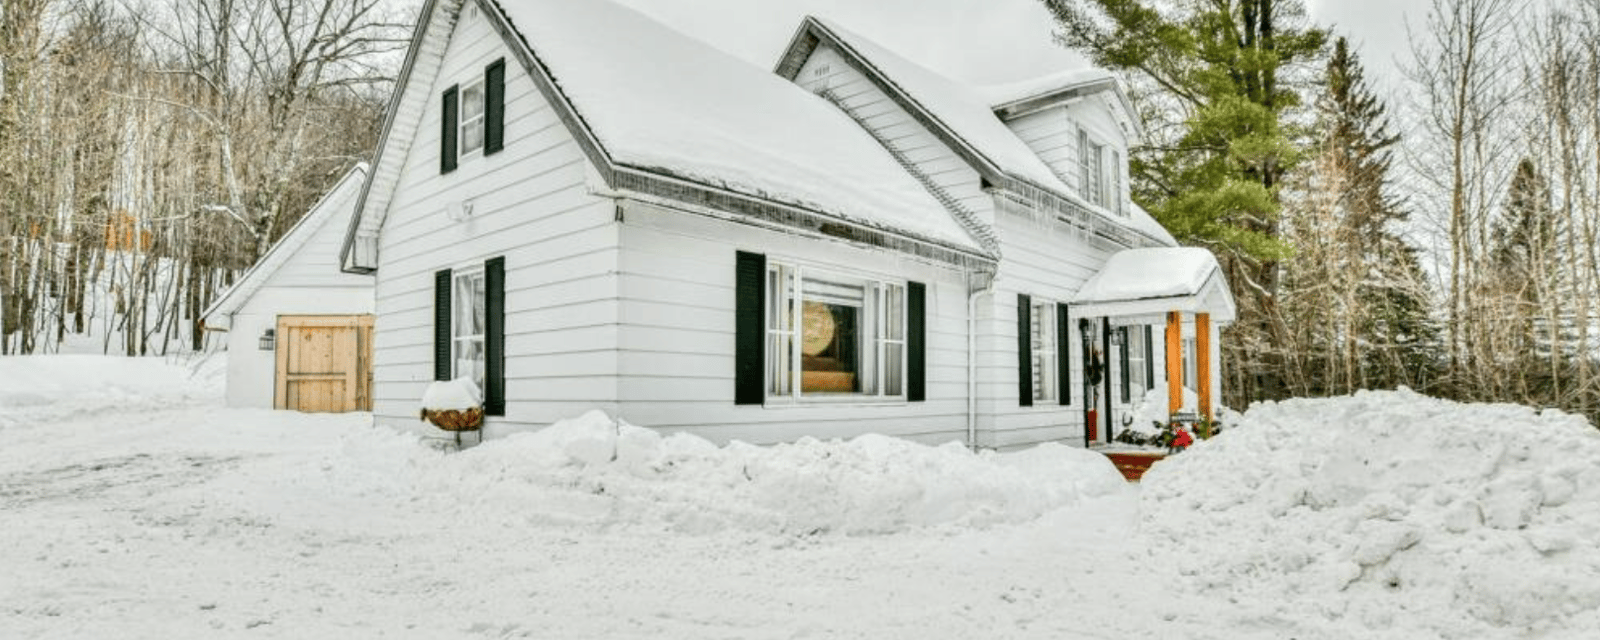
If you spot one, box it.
[205,164,375,412]
[339,0,1232,449]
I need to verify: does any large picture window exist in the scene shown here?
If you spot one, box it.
[1031,301,1057,402]
[766,263,906,399]
[453,268,486,392]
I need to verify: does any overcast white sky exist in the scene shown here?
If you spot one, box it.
[612,0,1431,88]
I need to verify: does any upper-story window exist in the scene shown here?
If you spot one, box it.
[440,58,506,174]
[459,78,486,157]
[1078,127,1126,216]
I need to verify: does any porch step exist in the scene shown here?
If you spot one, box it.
[1097,450,1167,482]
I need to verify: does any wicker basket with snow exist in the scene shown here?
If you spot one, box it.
[420,378,483,432]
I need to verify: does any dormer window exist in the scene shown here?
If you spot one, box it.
[1077,127,1125,216]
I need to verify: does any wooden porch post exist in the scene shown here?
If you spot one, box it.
[1165,311,1182,416]
[1197,312,1212,421]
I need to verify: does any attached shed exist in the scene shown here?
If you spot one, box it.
[204,165,376,412]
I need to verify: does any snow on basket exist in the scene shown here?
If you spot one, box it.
[419,378,483,432]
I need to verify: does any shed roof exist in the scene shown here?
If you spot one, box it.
[204,164,368,332]
[1070,247,1236,323]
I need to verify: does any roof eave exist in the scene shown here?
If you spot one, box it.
[798,17,1010,185]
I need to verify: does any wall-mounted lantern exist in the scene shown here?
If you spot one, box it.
[1078,318,1093,342]
[259,328,276,351]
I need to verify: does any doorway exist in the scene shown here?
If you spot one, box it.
[274,315,374,412]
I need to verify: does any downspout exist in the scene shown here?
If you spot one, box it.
[967,269,994,451]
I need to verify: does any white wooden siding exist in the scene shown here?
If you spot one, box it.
[226,190,373,409]
[794,46,995,227]
[370,9,620,435]
[978,200,1120,451]
[614,201,974,447]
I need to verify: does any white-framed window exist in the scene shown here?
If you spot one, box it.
[453,267,486,392]
[1181,337,1197,392]
[1111,149,1125,216]
[1078,128,1092,200]
[1031,300,1057,403]
[1126,326,1146,402]
[766,262,906,400]
[459,78,485,157]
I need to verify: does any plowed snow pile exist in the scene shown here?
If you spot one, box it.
[337,411,1128,536]
[1142,389,1600,638]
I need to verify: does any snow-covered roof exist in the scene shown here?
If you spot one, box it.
[1070,247,1235,323]
[980,68,1116,109]
[796,19,1166,248]
[490,0,984,254]
[204,164,369,332]
[811,19,1069,194]
[1128,203,1177,247]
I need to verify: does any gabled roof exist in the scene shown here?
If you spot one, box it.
[1070,248,1236,323]
[982,69,1116,108]
[775,17,1170,249]
[342,0,992,273]
[981,70,1143,143]
[204,164,368,331]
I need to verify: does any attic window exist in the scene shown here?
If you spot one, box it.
[459,78,485,157]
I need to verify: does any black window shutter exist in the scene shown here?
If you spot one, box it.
[1119,327,1131,404]
[907,281,926,402]
[484,257,505,415]
[1144,325,1154,388]
[433,269,453,381]
[441,85,459,173]
[1017,294,1032,407]
[1057,302,1071,406]
[484,59,505,155]
[735,251,766,405]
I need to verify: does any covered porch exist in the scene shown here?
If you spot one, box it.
[1071,247,1236,453]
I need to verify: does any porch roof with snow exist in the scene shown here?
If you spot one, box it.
[341,0,993,274]
[203,164,368,332]
[1070,247,1236,324]
[775,18,1170,249]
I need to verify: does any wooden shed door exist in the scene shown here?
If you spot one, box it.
[275,315,374,413]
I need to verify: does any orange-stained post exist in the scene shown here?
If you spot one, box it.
[1165,311,1183,417]
[1196,313,1212,421]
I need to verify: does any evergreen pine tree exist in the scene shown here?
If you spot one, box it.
[1040,0,1328,403]
[1279,37,1439,394]
[1323,37,1441,391]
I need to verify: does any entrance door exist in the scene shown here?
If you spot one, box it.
[1081,317,1108,444]
[274,315,374,412]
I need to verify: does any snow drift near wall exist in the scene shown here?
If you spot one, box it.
[357,411,1129,536]
[1141,389,1600,637]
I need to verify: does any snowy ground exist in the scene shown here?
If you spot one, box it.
[3,355,1598,639]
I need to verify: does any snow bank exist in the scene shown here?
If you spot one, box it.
[362,410,1127,536]
[0,354,222,429]
[1142,390,1600,637]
